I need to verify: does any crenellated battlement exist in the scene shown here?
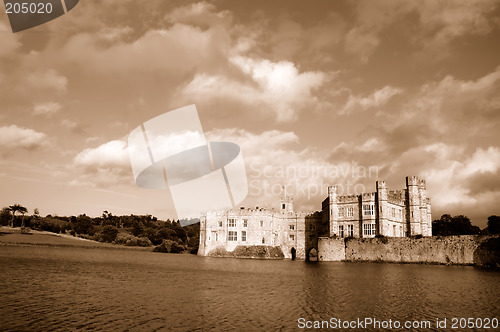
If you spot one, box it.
[338,195,359,203]
[361,192,377,201]
[388,190,405,205]
[406,175,419,186]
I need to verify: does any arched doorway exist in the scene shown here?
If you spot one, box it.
[291,247,296,260]
[308,248,318,262]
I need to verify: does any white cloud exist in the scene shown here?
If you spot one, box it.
[165,1,231,27]
[205,128,373,209]
[71,140,133,188]
[98,26,133,41]
[340,86,402,114]
[183,56,328,122]
[33,102,62,116]
[74,140,129,168]
[0,125,47,151]
[420,145,500,206]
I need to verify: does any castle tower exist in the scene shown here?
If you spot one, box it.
[328,185,339,237]
[418,179,428,236]
[280,185,294,214]
[406,176,421,236]
[426,198,432,236]
[376,181,388,236]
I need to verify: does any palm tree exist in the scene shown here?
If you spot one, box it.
[9,204,28,228]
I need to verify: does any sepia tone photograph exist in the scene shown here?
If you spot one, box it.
[1,0,499,331]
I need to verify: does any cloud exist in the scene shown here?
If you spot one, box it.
[0,125,47,151]
[72,140,131,187]
[183,56,329,122]
[25,69,68,92]
[344,0,500,62]
[33,102,62,116]
[339,86,402,114]
[74,140,129,169]
[98,26,134,41]
[165,1,231,27]
[415,0,499,57]
[205,128,376,210]
[422,146,500,206]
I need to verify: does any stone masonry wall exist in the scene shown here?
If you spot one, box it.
[317,237,345,261]
[318,235,500,266]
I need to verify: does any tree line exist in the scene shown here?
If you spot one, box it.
[0,205,199,254]
[432,214,499,236]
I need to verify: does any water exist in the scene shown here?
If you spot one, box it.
[0,246,498,331]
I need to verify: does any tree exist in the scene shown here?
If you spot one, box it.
[8,204,28,227]
[432,214,480,236]
[487,215,500,234]
[0,208,11,226]
[100,225,118,243]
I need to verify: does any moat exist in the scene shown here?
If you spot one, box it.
[1,246,498,331]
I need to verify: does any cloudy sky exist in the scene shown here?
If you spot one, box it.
[1,0,499,227]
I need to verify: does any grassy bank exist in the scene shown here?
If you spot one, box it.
[0,227,149,251]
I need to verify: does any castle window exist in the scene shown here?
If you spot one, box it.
[347,224,353,237]
[363,205,374,216]
[363,223,376,236]
[243,219,248,227]
[339,208,344,218]
[218,221,222,227]
[282,203,286,209]
[228,218,237,227]
[260,220,264,227]
[347,207,354,217]
[241,231,247,242]
[228,231,237,241]
[262,237,265,244]
[289,224,295,230]
[339,225,344,238]
[289,234,294,241]
[216,233,218,241]
[392,207,396,218]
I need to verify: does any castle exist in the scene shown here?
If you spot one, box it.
[198,176,432,260]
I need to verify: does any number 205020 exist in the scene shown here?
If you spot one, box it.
[5,2,53,14]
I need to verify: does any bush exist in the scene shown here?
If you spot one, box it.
[115,233,152,247]
[170,242,185,253]
[153,239,185,253]
[375,234,389,244]
[100,225,118,243]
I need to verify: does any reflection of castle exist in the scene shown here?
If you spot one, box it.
[198,176,432,260]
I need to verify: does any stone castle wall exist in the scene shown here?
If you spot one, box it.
[317,235,500,266]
